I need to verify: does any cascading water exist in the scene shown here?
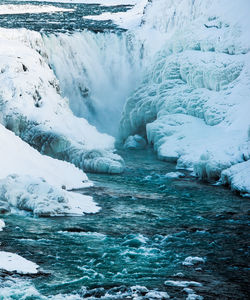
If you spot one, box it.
[42,30,145,136]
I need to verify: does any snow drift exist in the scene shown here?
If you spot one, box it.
[119,0,250,195]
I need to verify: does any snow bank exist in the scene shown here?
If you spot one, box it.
[221,160,250,196]
[0,28,124,174]
[0,124,100,216]
[0,4,73,15]
[119,0,250,194]
[0,251,39,274]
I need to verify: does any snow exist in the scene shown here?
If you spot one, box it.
[83,0,148,29]
[0,28,124,174]
[0,251,39,274]
[0,219,5,231]
[0,124,100,216]
[0,4,74,15]
[221,160,250,196]
[119,0,250,195]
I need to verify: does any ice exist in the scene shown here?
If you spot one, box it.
[124,134,147,150]
[182,256,205,266]
[0,251,39,274]
[0,28,124,174]
[0,4,74,15]
[0,219,5,231]
[119,0,250,194]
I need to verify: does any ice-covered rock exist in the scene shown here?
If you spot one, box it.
[0,251,39,274]
[119,0,250,193]
[124,134,147,149]
[0,28,124,174]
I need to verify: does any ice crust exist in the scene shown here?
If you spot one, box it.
[0,28,124,174]
[119,0,250,195]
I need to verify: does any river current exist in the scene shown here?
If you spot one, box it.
[1,150,249,299]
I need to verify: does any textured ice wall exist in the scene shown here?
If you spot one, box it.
[0,28,124,174]
[119,0,250,195]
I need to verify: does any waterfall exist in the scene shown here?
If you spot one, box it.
[41,30,145,136]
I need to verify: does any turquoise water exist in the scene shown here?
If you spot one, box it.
[0,0,130,33]
[0,149,249,299]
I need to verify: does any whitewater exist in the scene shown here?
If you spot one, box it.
[0,0,249,299]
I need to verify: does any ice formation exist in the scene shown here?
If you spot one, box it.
[0,28,124,174]
[119,0,250,195]
[0,251,39,274]
[124,134,146,149]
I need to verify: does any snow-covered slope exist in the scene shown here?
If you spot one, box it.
[0,28,124,174]
[119,0,250,195]
[0,124,99,216]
